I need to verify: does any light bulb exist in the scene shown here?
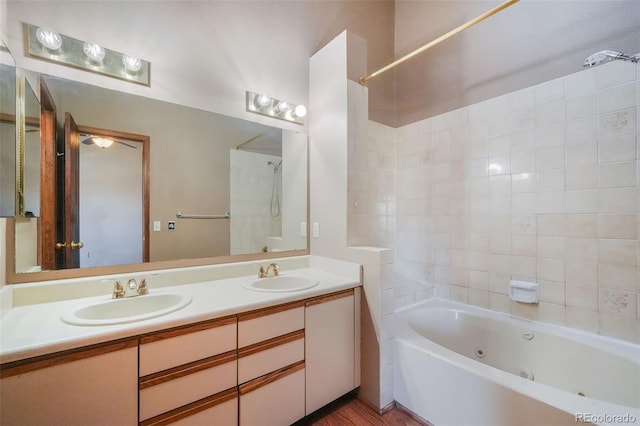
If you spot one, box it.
[83,42,105,63]
[275,101,290,114]
[35,27,62,51]
[255,94,271,108]
[122,55,142,73]
[92,137,114,148]
[294,104,307,118]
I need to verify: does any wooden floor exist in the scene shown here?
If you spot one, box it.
[295,394,426,426]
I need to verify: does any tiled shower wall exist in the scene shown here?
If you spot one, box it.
[394,60,639,342]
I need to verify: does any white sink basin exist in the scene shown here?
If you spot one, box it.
[243,275,319,293]
[61,293,192,326]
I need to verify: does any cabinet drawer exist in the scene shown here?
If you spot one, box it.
[238,301,304,348]
[238,330,304,384]
[140,351,237,421]
[140,316,236,376]
[141,389,238,426]
[239,361,305,426]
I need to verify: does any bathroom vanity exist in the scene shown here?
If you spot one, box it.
[0,258,361,425]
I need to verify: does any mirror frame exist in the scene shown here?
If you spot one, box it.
[6,218,309,283]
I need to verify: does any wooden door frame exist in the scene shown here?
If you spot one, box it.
[77,125,150,263]
[39,78,56,270]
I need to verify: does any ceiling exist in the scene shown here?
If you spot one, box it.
[5,1,639,128]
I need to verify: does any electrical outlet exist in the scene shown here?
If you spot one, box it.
[312,222,319,238]
[168,221,175,231]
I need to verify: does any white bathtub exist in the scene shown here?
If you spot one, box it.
[393,299,640,426]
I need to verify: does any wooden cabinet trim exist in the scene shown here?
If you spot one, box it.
[140,315,236,345]
[305,288,354,307]
[238,300,304,322]
[239,360,305,395]
[238,329,304,358]
[139,350,237,389]
[0,337,138,378]
[140,387,238,426]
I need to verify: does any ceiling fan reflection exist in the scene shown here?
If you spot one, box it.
[80,133,138,149]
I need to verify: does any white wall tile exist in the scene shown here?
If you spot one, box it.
[566,165,597,190]
[599,108,637,139]
[598,162,637,188]
[598,134,637,163]
[566,143,598,166]
[536,77,565,104]
[597,61,637,89]
[598,83,637,114]
[598,214,637,239]
[566,117,598,145]
[566,93,597,120]
[565,261,598,287]
[565,67,597,98]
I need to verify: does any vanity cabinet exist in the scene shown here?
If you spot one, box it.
[237,301,306,426]
[0,285,360,426]
[0,338,138,426]
[305,288,357,415]
[138,316,238,425]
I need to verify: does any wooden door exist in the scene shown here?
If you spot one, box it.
[63,112,81,268]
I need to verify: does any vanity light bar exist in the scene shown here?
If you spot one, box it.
[26,24,150,86]
[246,91,307,125]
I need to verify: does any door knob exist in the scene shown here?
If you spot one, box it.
[70,241,84,250]
[55,242,67,249]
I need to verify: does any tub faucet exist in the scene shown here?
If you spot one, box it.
[258,263,279,278]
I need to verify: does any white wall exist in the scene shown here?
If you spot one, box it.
[279,131,307,252]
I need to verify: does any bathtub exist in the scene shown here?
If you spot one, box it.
[393,298,640,426]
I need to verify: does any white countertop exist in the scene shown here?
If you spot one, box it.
[0,267,360,364]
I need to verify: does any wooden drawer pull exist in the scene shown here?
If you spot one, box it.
[140,388,238,426]
[140,315,236,345]
[238,300,304,322]
[140,350,237,389]
[238,330,304,358]
[239,360,305,395]
[1,337,138,378]
[305,288,354,307]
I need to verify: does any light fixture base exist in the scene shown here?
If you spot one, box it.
[246,91,306,125]
[26,23,150,86]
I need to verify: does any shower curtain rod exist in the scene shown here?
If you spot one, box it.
[359,0,519,85]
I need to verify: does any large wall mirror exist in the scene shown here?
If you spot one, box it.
[7,70,308,283]
[0,42,16,217]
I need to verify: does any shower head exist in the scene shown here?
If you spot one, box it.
[267,160,282,172]
[583,50,639,67]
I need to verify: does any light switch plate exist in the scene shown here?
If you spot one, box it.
[312,222,319,238]
[300,222,307,237]
[153,221,161,232]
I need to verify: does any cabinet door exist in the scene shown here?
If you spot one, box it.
[0,339,138,426]
[305,289,356,415]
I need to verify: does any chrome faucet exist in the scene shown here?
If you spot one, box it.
[258,263,279,278]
